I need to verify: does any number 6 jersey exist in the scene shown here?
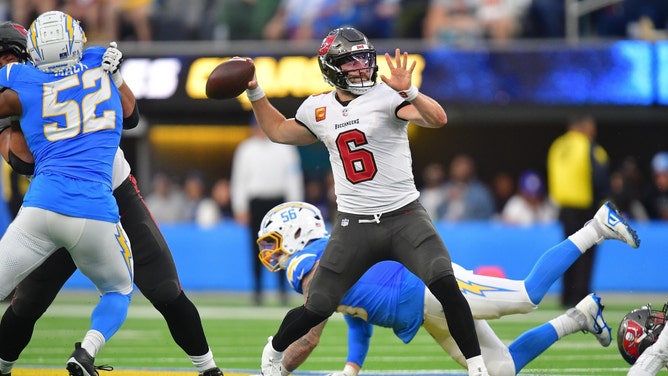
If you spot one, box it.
[295,83,419,215]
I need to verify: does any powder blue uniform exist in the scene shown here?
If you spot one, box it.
[285,237,425,366]
[0,47,121,222]
[0,46,133,346]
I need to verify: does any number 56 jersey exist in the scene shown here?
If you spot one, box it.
[295,83,419,215]
[0,47,123,223]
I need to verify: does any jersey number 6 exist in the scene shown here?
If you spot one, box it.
[336,129,377,184]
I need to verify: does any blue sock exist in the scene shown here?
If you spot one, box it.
[91,292,131,340]
[524,239,581,304]
[509,323,558,372]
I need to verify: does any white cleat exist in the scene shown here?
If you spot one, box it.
[593,201,640,248]
[567,293,612,347]
[261,336,283,376]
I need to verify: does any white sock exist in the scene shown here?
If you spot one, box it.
[567,223,600,253]
[549,311,582,338]
[465,355,486,374]
[189,348,217,372]
[81,330,105,358]
[0,358,15,374]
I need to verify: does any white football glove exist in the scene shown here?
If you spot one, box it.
[102,41,124,88]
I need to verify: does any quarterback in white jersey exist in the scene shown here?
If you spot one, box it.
[246,27,489,376]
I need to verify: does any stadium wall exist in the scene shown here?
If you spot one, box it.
[62,221,667,293]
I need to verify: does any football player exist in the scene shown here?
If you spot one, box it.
[0,19,223,376]
[0,11,134,376]
[247,26,488,376]
[256,200,640,376]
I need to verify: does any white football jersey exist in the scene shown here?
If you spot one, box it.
[111,147,131,190]
[296,83,419,215]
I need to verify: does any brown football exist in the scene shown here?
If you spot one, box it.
[205,58,255,100]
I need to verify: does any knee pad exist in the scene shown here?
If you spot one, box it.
[141,279,182,306]
[304,290,339,317]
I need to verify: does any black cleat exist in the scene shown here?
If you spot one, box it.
[200,367,224,376]
[66,342,113,376]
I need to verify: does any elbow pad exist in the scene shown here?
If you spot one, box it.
[122,103,140,129]
[8,150,35,175]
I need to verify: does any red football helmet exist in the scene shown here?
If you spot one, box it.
[617,302,668,364]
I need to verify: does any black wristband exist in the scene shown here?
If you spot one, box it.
[122,102,140,129]
[8,150,34,175]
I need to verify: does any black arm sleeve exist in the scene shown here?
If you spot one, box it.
[122,102,140,129]
[8,150,35,175]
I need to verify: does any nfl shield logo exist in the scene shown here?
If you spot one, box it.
[341,218,349,227]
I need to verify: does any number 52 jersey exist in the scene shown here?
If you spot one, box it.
[0,46,123,223]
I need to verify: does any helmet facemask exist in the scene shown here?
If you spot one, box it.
[257,231,290,272]
[617,302,668,364]
[318,27,378,95]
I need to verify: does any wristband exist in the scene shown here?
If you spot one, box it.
[397,85,418,102]
[112,72,124,88]
[343,364,358,376]
[246,85,266,102]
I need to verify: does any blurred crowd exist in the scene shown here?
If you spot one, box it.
[144,147,668,228]
[4,0,668,43]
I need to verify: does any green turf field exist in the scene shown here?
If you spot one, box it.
[4,291,663,375]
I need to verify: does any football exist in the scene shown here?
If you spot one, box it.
[205,58,255,100]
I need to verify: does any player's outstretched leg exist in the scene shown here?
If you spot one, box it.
[591,201,640,248]
[567,293,612,346]
[507,293,611,372]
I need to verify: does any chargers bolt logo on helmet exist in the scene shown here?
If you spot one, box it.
[26,11,86,73]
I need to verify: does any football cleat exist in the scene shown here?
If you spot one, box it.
[66,342,113,376]
[261,336,283,376]
[568,293,612,347]
[592,201,640,248]
[200,367,224,376]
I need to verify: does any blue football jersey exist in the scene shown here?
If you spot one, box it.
[0,47,122,222]
[286,237,425,344]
